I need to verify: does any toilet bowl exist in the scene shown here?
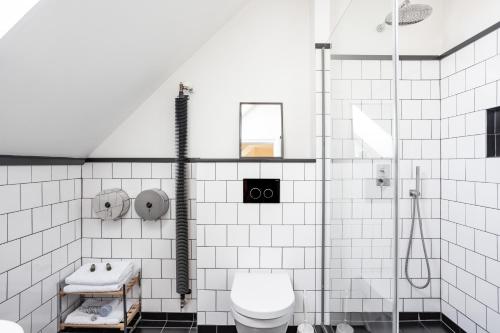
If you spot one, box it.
[230,273,295,333]
[0,320,24,333]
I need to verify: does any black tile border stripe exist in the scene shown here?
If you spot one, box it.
[332,20,500,61]
[0,155,85,166]
[331,54,440,61]
[440,20,500,59]
[86,158,316,163]
[0,156,316,165]
[315,43,332,49]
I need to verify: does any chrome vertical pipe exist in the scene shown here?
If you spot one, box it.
[392,0,400,331]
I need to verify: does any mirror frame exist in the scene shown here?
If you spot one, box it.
[239,102,284,159]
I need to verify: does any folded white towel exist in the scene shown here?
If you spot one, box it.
[66,262,134,286]
[64,299,133,325]
[63,268,138,293]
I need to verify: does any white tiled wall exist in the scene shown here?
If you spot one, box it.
[196,162,319,325]
[440,28,500,333]
[81,162,197,313]
[329,57,441,317]
[0,165,82,333]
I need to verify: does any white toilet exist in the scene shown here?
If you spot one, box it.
[230,273,295,333]
[0,320,24,333]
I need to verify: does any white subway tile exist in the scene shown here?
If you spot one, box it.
[205,181,226,202]
[475,230,497,259]
[216,203,237,224]
[441,54,456,78]
[402,61,421,80]
[32,206,51,234]
[456,44,475,71]
[342,60,361,79]
[361,60,380,79]
[237,163,260,179]
[31,166,53,183]
[449,71,466,96]
[475,82,497,111]
[476,278,498,310]
[92,163,112,178]
[0,240,20,273]
[8,210,31,241]
[21,233,42,263]
[465,295,487,328]
[282,203,304,224]
[0,167,6,185]
[476,182,497,208]
[475,30,497,63]
[260,164,282,178]
[7,263,31,297]
[294,225,315,247]
[249,225,271,246]
[151,163,171,178]
[205,225,227,246]
[466,250,486,278]
[227,225,249,246]
[19,283,41,317]
[215,247,237,268]
[216,163,237,180]
[112,163,132,178]
[260,248,282,268]
[238,247,259,268]
[294,181,315,202]
[237,204,259,224]
[7,166,31,184]
[0,185,20,214]
[465,62,486,90]
[486,55,500,83]
[283,248,304,268]
[412,81,431,99]
[271,225,293,246]
[132,163,152,178]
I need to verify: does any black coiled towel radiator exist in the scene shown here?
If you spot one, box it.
[175,83,191,307]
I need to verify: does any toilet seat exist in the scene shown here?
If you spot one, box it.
[230,273,295,320]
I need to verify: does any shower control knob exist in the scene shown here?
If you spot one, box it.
[249,188,262,200]
[146,202,153,208]
[104,202,111,208]
[263,189,274,199]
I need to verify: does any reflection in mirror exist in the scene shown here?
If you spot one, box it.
[240,103,283,158]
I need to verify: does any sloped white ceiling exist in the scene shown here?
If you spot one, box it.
[0,0,249,157]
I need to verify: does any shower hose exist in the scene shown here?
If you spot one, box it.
[404,191,431,289]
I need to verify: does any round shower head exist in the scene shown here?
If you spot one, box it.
[385,0,432,26]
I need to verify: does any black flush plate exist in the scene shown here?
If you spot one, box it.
[243,179,280,203]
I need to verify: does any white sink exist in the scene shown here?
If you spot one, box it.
[0,320,23,333]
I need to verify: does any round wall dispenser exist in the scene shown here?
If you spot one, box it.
[134,189,170,221]
[92,188,130,221]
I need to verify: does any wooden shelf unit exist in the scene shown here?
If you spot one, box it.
[58,272,142,333]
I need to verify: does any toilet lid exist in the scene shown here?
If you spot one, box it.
[230,273,295,320]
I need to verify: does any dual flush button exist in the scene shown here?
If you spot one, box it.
[243,179,280,203]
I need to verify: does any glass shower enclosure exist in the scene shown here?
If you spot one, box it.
[327,0,406,332]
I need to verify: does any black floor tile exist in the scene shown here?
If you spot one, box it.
[421,321,454,333]
[167,313,196,321]
[165,321,194,328]
[399,321,426,332]
[216,326,237,333]
[142,312,168,320]
[163,329,196,333]
[198,325,216,333]
[138,320,167,328]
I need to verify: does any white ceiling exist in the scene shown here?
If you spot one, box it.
[0,0,249,157]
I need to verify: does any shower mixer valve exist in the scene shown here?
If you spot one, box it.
[376,164,391,187]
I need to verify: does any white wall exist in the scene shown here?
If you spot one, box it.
[91,0,314,159]
[0,0,249,157]
[442,0,500,52]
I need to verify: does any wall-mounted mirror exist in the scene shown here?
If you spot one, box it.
[240,102,283,158]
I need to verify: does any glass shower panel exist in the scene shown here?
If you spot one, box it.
[328,0,398,331]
